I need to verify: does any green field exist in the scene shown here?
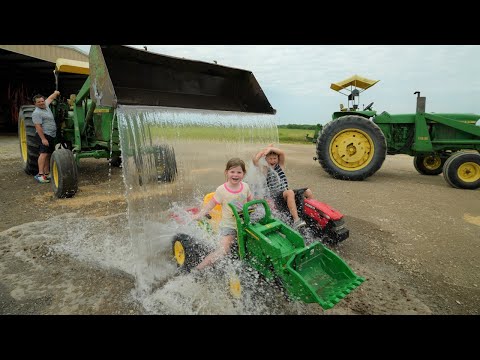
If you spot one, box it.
[279,128,316,144]
[139,125,316,144]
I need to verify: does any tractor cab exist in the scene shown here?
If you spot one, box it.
[330,74,379,112]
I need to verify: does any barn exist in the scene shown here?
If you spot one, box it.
[0,45,89,133]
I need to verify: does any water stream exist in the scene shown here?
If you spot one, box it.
[115,105,309,314]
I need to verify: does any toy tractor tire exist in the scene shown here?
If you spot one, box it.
[18,105,39,175]
[155,145,177,183]
[442,151,480,189]
[226,263,269,302]
[324,219,349,245]
[172,233,209,272]
[50,148,78,198]
[316,115,387,180]
[413,155,445,175]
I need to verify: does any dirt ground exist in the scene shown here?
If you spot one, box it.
[1,133,479,315]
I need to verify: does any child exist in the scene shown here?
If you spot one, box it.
[192,157,253,270]
[252,144,313,230]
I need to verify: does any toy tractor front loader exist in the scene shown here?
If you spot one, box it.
[171,196,364,310]
[230,199,364,310]
[18,45,276,198]
[315,75,480,189]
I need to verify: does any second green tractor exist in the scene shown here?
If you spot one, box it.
[315,75,480,189]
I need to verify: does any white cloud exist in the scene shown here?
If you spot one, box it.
[74,45,480,124]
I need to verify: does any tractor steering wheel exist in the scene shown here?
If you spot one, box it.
[364,102,374,111]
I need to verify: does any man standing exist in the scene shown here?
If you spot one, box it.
[32,91,60,183]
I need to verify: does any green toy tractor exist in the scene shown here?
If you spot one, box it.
[18,45,276,198]
[314,75,480,189]
[171,197,364,310]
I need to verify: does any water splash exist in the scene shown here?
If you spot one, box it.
[117,106,278,304]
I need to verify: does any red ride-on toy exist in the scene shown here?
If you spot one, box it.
[272,188,349,244]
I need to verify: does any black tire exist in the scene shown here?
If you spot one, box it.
[109,155,122,167]
[442,152,480,190]
[413,155,445,175]
[171,234,209,272]
[50,148,78,198]
[324,219,349,245]
[155,145,177,182]
[18,105,39,175]
[442,151,465,188]
[316,116,387,180]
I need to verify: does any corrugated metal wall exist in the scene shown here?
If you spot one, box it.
[0,45,88,62]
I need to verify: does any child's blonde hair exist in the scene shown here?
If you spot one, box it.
[225,157,247,173]
[265,151,278,157]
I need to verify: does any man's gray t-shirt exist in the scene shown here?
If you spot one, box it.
[32,106,56,137]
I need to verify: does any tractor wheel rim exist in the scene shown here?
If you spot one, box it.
[20,118,27,162]
[53,161,59,188]
[329,128,375,171]
[229,275,242,299]
[423,155,441,170]
[457,162,480,183]
[173,241,185,265]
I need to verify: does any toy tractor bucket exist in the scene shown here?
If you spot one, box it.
[284,242,365,310]
[235,199,364,310]
[88,45,276,114]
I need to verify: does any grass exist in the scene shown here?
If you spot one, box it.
[138,125,316,144]
[279,128,316,144]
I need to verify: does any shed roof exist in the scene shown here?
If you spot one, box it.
[0,45,88,63]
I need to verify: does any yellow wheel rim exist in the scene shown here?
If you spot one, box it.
[173,241,185,265]
[457,162,480,183]
[53,161,59,188]
[229,275,242,299]
[20,118,27,162]
[423,155,442,170]
[329,128,375,171]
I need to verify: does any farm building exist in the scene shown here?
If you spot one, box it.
[0,45,88,133]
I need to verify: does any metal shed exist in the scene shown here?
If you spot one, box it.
[0,45,89,133]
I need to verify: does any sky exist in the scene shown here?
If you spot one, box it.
[72,45,480,125]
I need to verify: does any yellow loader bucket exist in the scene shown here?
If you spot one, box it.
[88,45,276,114]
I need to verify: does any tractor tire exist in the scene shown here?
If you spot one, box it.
[316,116,387,180]
[155,145,177,183]
[109,155,122,167]
[413,155,445,175]
[50,148,78,198]
[171,233,209,272]
[442,152,462,188]
[442,151,480,190]
[18,105,39,175]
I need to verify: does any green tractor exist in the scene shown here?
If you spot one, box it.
[314,75,480,189]
[305,123,323,143]
[18,45,276,198]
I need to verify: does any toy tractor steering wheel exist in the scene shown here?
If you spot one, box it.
[364,102,374,111]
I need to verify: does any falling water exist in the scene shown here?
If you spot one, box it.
[115,105,314,314]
